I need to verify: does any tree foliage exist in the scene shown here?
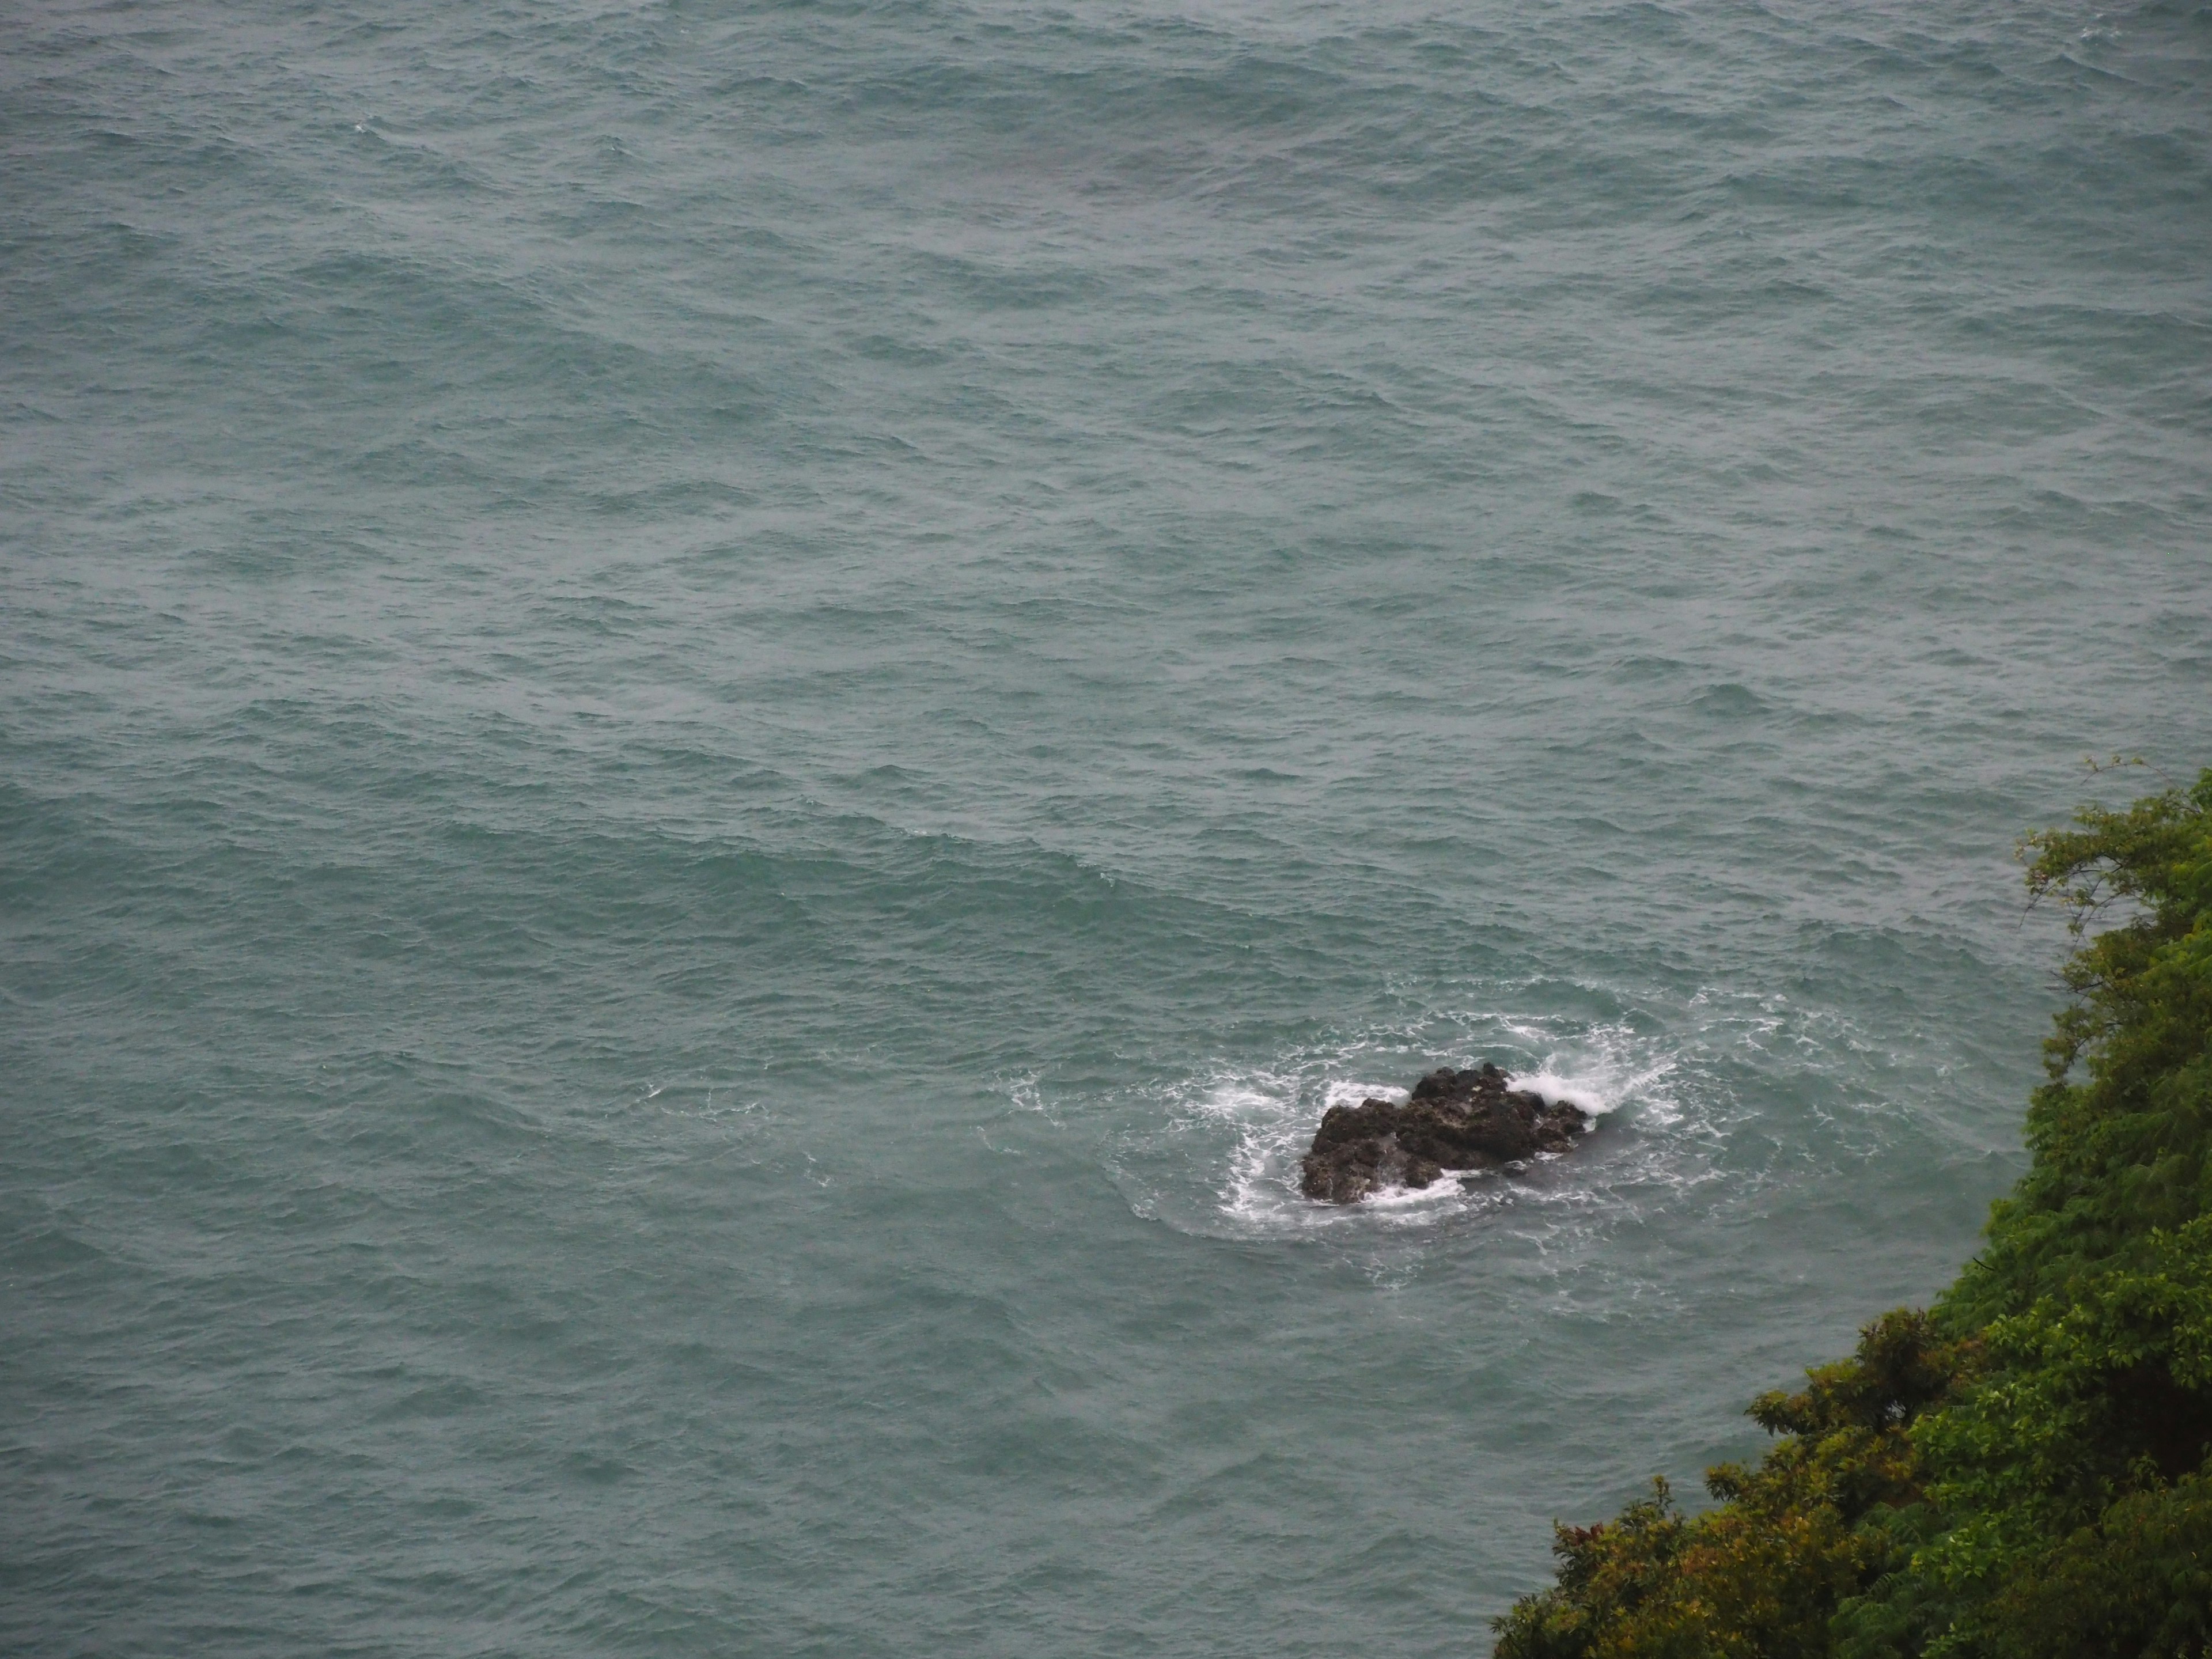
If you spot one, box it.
[1496,767,2212,1659]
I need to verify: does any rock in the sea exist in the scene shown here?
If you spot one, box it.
[1298,1063,1590,1203]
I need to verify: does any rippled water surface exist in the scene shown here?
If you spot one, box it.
[5,0,2209,1652]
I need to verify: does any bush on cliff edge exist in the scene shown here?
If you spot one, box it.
[1495,766,2212,1659]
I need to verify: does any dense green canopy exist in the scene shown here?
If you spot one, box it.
[1496,767,2212,1659]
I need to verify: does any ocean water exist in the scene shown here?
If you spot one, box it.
[3,0,2209,1652]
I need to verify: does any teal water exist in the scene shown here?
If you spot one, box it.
[4,0,2209,1652]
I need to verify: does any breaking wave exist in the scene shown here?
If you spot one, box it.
[1101,1005,1690,1242]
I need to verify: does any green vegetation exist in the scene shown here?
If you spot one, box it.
[1495,767,2212,1659]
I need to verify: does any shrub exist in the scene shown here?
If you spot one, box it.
[1497,768,2212,1658]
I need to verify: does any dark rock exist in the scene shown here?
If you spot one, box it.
[1298,1063,1590,1203]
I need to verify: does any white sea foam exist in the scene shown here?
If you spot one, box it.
[1092,982,1958,1257]
[1514,1053,1677,1125]
[1103,1012,1694,1240]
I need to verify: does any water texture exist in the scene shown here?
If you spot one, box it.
[3,0,2209,1652]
